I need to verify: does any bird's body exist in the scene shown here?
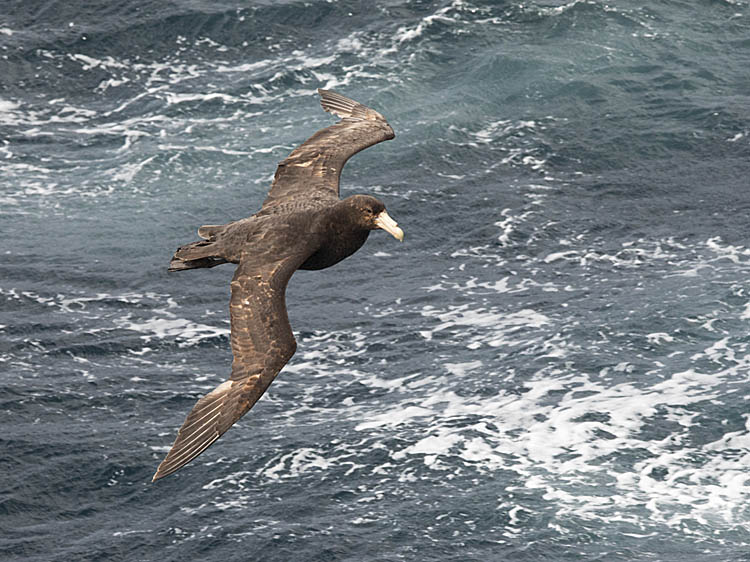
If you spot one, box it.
[152,89,403,482]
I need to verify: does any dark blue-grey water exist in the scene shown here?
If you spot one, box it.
[2,1,750,560]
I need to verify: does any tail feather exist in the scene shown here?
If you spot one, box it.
[175,240,213,260]
[198,224,226,239]
[168,222,232,272]
[168,240,227,272]
[168,256,227,271]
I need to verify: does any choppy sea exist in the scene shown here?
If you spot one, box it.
[2,1,750,560]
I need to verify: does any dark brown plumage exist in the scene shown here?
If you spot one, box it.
[152,89,403,482]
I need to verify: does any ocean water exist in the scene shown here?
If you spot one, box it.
[2,0,750,560]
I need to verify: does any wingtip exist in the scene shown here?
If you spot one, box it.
[151,461,179,483]
[322,91,370,124]
[317,88,346,113]
[151,462,168,482]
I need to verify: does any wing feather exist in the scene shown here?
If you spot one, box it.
[261,89,394,211]
[152,252,307,481]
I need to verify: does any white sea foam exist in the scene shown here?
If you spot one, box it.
[163,92,241,106]
[336,34,364,53]
[393,0,461,44]
[188,228,750,543]
[131,298,750,548]
[215,60,270,73]
[116,313,228,347]
[0,34,407,210]
[358,361,748,532]
[420,304,551,349]
[0,98,20,114]
[355,405,434,431]
[110,155,156,183]
[646,332,674,344]
[4,289,230,353]
[263,447,334,481]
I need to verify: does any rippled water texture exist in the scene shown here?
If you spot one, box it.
[2,1,750,560]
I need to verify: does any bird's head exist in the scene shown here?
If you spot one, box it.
[346,194,404,242]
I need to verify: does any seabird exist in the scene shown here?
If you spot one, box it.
[152,89,403,481]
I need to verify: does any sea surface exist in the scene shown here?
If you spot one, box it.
[2,1,750,560]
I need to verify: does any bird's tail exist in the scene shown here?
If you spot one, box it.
[168,241,227,271]
[168,238,226,272]
[168,224,231,272]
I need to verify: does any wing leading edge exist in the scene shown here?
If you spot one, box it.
[261,89,395,211]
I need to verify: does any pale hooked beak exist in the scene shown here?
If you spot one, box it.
[374,210,404,242]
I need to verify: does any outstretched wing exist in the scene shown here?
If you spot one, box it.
[261,89,395,211]
[152,250,309,481]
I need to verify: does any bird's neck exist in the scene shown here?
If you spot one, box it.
[298,204,370,271]
[323,201,371,250]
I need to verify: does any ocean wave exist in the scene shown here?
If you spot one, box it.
[3,1,750,559]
